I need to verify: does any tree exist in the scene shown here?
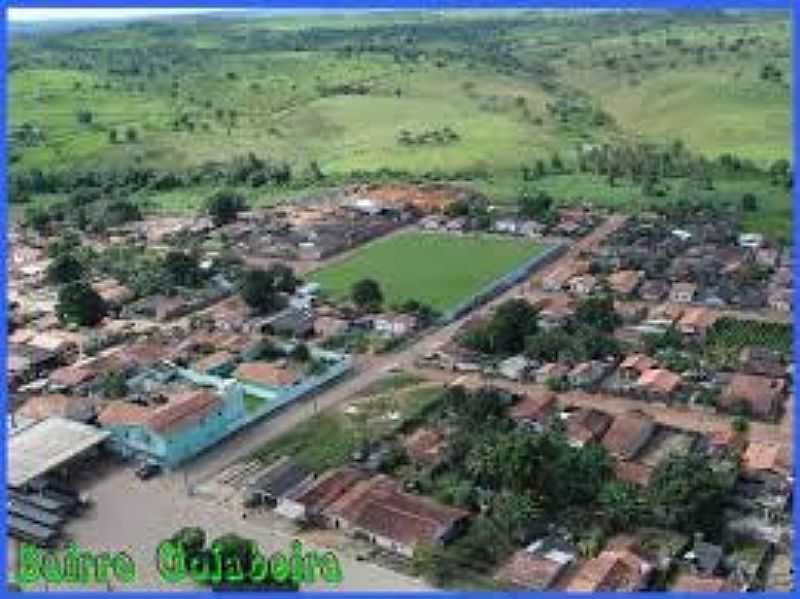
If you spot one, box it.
[265,263,298,294]
[518,190,553,220]
[730,415,750,451]
[741,192,758,212]
[550,151,564,172]
[598,481,644,532]
[205,189,246,227]
[490,491,541,544]
[108,129,118,144]
[574,294,620,333]
[24,205,51,234]
[526,329,575,362]
[412,542,450,586]
[290,343,311,362]
[102,370,128,399]
[648,451,732,536]
[460,298,539,355]
[56,281,107,327]
[351,278,383,311]
[125,127,138,143]
[163,250,203,288]
[76,109,93,125]
[46,252,85,285]
[240,268,285,315]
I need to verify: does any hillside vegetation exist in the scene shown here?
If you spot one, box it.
[9,10,791,239]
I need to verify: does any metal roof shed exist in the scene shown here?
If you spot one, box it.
[7,417,110,489]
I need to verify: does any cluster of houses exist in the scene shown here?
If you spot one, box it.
[247,458,469,559]
[241,380,791,592]
[582,212,792,312]
[420,205,600,239]
[424,300,789,423]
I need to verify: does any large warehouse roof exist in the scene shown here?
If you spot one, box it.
[8,417,109,488]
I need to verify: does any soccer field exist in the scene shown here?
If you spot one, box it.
[310,231,548,312]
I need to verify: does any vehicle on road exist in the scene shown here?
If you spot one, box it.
[135,462,161,481]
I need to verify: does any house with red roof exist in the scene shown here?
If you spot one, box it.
[323,474,470,557]
[97,386,246,468]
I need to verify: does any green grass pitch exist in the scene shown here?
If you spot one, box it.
[310,231,548,312]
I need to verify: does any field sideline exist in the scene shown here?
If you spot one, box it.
[310,231,548,312]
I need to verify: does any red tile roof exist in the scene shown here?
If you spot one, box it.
[720,374,785,418]
[326,475,469,549]
[510,391,557,425]
[636,368,682,394]
[566,548,652,592]
[289,467,368,514]
[601,410,655,460]
[235,362,299,387]
[566,408,613,446]
[97,401,152,427]
[672,573,737,592]
[146,389,221,434]
[495,549,567,590]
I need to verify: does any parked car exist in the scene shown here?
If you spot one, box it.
[135,462,161,481]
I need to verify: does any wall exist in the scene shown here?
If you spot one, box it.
[440,242,567,323]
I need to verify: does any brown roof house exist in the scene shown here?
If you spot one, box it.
[739,346,786,378]
[323,474,470,558]
[601,410,656,460]
[234,362,301,390]
[94,278,135,311]
[635,368,683,403]
[509,391,557,432]
[566,543,654,591]
[538,295,576,330]
[495,538,576,590]
[565,408,613,448]
[719,373,785,421]
[618,354,656,382]
[283,466,369,524]
[676,307,719,341]
[608,270,644,297]
[671,573,739,593]
[742,441,791,481]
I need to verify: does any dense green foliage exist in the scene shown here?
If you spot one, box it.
[56,280,107,326]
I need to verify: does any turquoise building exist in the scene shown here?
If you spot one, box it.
[97,381,246,468]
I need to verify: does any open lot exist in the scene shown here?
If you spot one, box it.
[311,231,548,312]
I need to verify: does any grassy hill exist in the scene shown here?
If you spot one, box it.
[9,10,791,238]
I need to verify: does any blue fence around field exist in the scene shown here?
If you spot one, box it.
[439,241,567,324]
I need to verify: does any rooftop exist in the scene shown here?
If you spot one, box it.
[8,417,110,488]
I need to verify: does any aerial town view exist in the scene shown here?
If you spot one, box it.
[5,7,794,593]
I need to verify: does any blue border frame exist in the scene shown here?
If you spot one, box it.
[0,1,795,597]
